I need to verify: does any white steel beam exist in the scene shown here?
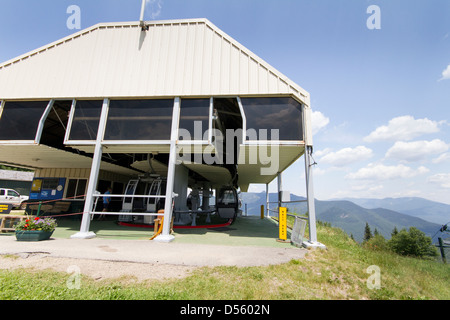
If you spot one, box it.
[71,98,109,239]
[154,97,180,242]
[0,100,5,120]
[301,102,325,249]
[63,99,77,144]
[303,145,326,249]
[266,183,269,218]
[34,100,55,144]
[139,0,146,24]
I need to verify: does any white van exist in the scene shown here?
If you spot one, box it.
[0,188,29,209]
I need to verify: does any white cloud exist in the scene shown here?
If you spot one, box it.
[439,64,450,81]
[385,139,449,162]
[146,0,163,19]
[311,111,330,135]
[313,167,326,175]
[433,152,450,164]
[346,163,429,181]
[314,148,332,158]
[364,116,441,142]
[428,173,450,188]
[319,146,373,167]
[329,184,384,199]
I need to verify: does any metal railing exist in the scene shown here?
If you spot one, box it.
[89,193,173,216]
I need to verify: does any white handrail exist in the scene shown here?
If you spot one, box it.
[92,194,167,199]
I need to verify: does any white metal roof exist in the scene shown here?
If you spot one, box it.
[0,145,139,176]
[0,18,310,105]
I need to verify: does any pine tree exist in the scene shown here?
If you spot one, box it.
[391,226,398,238]
[364,222,372,242]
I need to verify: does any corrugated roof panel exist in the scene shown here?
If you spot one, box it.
[190,23,204,95]
[173,23,188,95]
[229,44,241,94]
[268,71,279,93]
[259,65,269,94]
[0,19,309,105]
[248,57,259,93]
[181,23,195,95]
[239,51,249,94]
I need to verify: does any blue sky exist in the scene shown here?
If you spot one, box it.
[1,0,449,204]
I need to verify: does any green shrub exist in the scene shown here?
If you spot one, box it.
[387,227,438,258]
[363,234,389,252]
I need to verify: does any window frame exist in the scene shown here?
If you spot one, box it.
[0,100,53,144]
[177,97,213,145]
[64,99,105,145]
[239,96,305,145]
[102,98,176,144]
[64,178,88,201]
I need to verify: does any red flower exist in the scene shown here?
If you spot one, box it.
[24,224,29,228]
[34,217,39,221]
[26,219,30,223]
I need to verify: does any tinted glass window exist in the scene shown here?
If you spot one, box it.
[214,98,243,132]
[240,97,303,141]
[66,180,77,198]
[66,179,87,199]
[0,101,48,140]
[41,100,71,147]
[76,179,87,198]
[179,99,210,140]
[68,100,103,141]
[104,100,173,140]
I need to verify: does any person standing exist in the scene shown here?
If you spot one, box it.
[98,187,112,220]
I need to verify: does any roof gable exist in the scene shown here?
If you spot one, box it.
[0,18,309,104]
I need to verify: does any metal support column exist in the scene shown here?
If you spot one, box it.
[71,99,109,239]
[277,173,282,212]
[265,183,269,218]
[303,145,326,249]
[154,97,180,242]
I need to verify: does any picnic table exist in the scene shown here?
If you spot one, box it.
[0,215,34,233]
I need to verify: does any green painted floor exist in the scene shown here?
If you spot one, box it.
[48,215,293,248]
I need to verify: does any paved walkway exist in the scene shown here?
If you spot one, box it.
[0,236,307,267]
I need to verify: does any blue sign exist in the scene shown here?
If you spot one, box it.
[29,178,66,201]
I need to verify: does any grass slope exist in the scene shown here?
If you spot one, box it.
[0,222,448,300]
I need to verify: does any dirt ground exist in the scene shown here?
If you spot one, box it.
[0,253,198,282]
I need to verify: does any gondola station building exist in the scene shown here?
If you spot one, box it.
[0,18,323,248]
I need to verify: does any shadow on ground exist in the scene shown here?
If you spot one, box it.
[51,215,293,248]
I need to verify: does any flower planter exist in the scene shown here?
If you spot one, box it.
[15,230,54,242]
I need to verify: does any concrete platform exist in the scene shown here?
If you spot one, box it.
[0,217,308,267]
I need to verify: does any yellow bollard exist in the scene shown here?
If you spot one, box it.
[278,207,288,242]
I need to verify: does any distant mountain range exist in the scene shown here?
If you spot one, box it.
[337,197,450,225]
[239,193,449,243]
